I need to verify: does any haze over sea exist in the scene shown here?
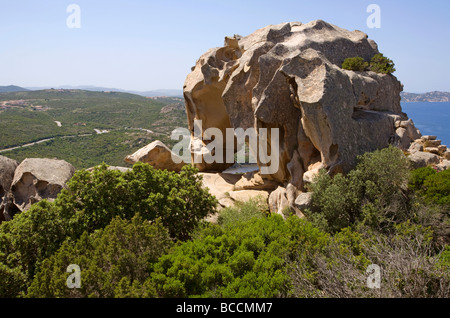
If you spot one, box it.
[402,102,450,146]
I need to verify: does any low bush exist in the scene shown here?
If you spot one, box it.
[342,57,369,72]
[341,53,396,74]
[369,53,396,74]
[307,146,411,233]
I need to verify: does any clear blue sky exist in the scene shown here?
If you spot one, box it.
[1,0,449,92]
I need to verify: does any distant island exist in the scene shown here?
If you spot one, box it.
[401,91,450,102]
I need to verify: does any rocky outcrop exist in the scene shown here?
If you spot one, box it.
[183,20,420,194]
[0,156,19,222]
[125,140,186,172]
[4,158,75,220]
[407,136,449,170]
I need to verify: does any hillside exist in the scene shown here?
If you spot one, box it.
[24,86,183,97]
[0,85,30,93]
[0,89,187,169]
[401,91,450,102]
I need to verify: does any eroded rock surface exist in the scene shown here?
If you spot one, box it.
[183,20,421,192]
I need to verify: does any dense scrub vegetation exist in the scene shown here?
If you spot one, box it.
[0,147,448,298]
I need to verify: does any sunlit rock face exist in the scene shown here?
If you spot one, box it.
[183,20,419,192]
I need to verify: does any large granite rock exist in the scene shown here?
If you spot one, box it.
[183,20,420,192]
[5,158,75,220]
[0,156,19,222]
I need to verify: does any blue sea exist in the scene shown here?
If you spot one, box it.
[401,102,450,146]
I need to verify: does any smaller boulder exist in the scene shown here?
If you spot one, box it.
[125,140,186,172]
[408,151,440,169]
[395,127,411,150]
[424,139,441,147]
[399,119,421,141]
[424,147,440,155]
[408,140,424,153]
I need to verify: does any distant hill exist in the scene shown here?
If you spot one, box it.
[25,85,183,97]
[0,85,30,93]
[401,91,450,102]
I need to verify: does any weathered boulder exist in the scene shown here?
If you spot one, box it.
[408,151,440,169]
[125,140,186,172]
[6,158,75,220]
[394,119,422,150]
[0,156,19,222]
[408,139,424,153]
[183,20,420,192]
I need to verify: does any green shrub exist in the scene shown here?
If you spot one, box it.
[0,162,216,297]
[27,215,173,298]
[422,170,450,205]
[151,214,329,298]
[410,167,450,205]
[369,53,396,74]
[307,146,411,233]
[57,162,217,240]
[0,200,66,297]
[342,54,396,74]
[409,167,437,191]
[342,57,369,72]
